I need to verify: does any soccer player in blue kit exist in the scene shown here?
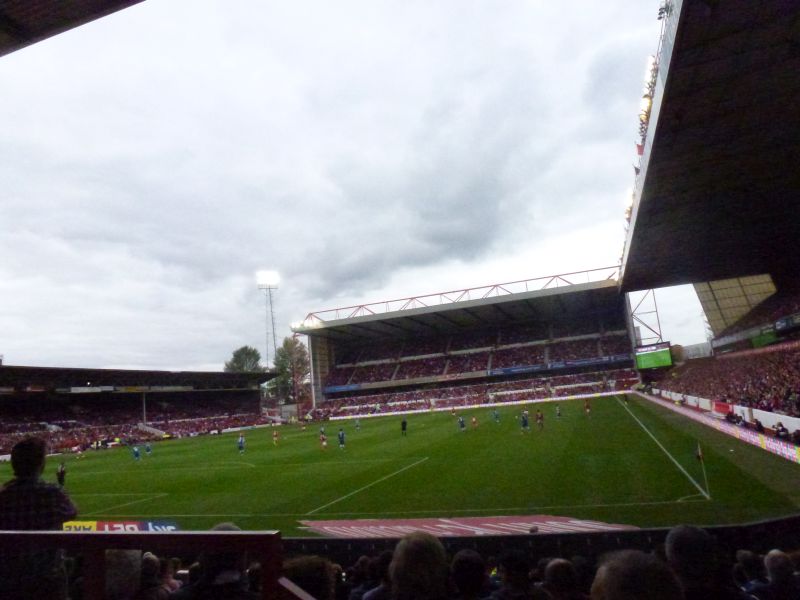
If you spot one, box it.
[238,434,245,454]
[520,411,530,433]
[338,428,346,449]
[458,416,466,432]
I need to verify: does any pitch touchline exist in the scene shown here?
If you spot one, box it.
[99,497,710,520]
[306,457,430,515]
[616,398,710,500]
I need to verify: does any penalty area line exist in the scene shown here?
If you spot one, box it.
[306,457,430,516]
[616,398,710,500]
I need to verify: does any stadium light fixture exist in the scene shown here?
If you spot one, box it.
[256,270,280,367]
[256,270,280,287]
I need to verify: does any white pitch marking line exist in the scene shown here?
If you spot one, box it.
[104,497,711,520]
[69,493,158,496]
[678,493,705,502]
[306,457,430,515]
[616,397,710,500]
[83,493,169,516]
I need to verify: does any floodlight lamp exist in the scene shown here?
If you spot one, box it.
[644,56,656,81]
[256,270,280,288]
[625,189,634,209]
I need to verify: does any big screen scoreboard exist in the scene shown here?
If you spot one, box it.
[634,342,672,369]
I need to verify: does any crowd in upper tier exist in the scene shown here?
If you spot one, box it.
[326,331,631,388]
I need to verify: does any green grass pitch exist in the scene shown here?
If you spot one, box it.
[4,394,799,537]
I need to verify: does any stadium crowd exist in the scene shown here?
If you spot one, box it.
[0,394,266,454]
[51,529,800,599]
[311,370,639,419]
[657,347,800,417]
[327,331,631,388]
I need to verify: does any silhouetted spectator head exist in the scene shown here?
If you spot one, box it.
[544,558,579,597]
[105,550,142,600]
[389,531,449,600]
[283,555,336,600]
[451,549,487,599]
[246,563,261,593]
[495,549,531,596]
[591,550,683,600]
[735,549,763,582]
[141,551,160,580]
[373,549,394,585]
[665,525,715,583]
[11,436,47,478]
[200,522,248,578]
[764,550,793,585]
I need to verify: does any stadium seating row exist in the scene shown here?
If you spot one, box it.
[327,334,631,387]
[313,369,638,419]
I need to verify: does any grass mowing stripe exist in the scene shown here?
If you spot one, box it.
[306,457,430,515]
[616,397,710,500]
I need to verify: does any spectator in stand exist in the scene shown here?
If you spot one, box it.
[537,558,587,600]
[283,555,337,600]
[363,550,394,600]
[665,525,750,600]
[451,549,490,600]
[105,550,144,600]
[0,436,78,600]
[169,522,258,599]
[161,557,183,593]
[135,552,171,600]
[490,549,531,599]
[389,531,449,600]
[590,550,682,600]
[346,554,373,600]
[749,550,800,600]
[733,550,766,594]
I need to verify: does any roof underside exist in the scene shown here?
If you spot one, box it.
[0,0,143,58]
[0,365,271,389]
[295,281,626,344]
[622,0,800,291]
[693,275,776,336]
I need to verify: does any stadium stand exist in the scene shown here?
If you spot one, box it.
[447,351,491,374]
[654,345,800,417]
[0,366,268,454]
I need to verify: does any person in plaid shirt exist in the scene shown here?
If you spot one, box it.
[0,436,78,599]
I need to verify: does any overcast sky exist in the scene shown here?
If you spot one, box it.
[0,1,706,370]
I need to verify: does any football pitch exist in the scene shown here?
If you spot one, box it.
[5,395,799,537]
